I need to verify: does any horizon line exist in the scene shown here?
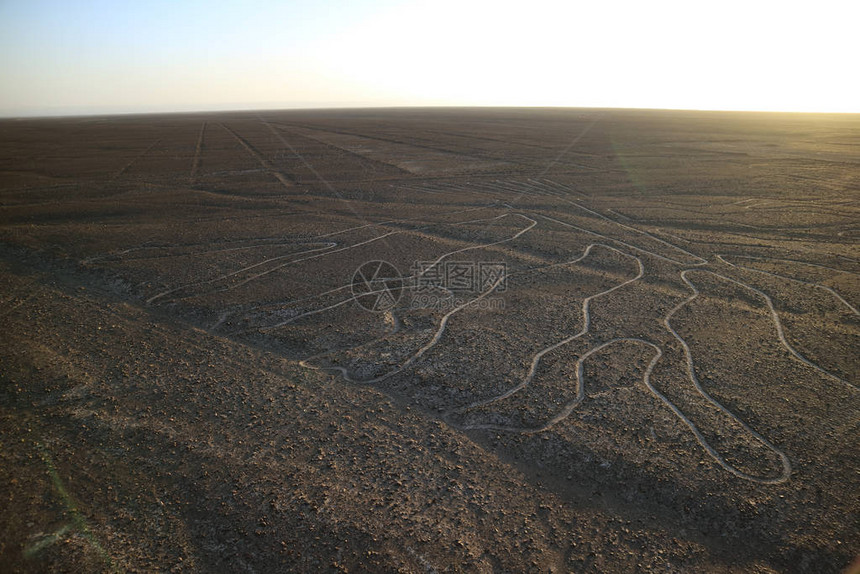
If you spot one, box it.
[2,102,859,121]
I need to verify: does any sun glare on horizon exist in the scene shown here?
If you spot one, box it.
[0,0,857,117]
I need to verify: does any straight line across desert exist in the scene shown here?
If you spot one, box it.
[0,107,858,572]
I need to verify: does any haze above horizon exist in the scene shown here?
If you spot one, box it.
[1,0,857,118]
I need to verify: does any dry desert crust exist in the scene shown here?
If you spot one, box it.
[0,108,857,573]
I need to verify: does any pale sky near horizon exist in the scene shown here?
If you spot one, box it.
[1,0,857,117]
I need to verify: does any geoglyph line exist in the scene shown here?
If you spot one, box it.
[138,204,497,320]
[220,123,295,190]
[451,264,793,483]
[717,255,859,316]
[474,176,707,266]
[661,271,799,482]
[113,138,162,179]
[449,243,643,414]
[538,189,708,265]
[300,273,508,385]
[298,240,629,382]
[720,254,860,278]
[146,241,338,304]
[190,121,206,179]
[463,337,791,485]
[677,269,857,392]
[257,214,536,332]
[150,211,511,304]
[541,214,704,267]
[312,203,499,239]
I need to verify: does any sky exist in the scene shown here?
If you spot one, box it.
[1,0,857,117]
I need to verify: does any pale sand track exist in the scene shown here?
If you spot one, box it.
[678,269,857,392]
[220,123,295,190]
[190,121,206,180]
[448,243,643,415]
[717,254,859,316]
[112,138,162,179]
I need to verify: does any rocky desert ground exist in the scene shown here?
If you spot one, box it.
[0,108,858,572]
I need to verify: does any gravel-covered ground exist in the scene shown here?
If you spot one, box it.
[1,108,858,572]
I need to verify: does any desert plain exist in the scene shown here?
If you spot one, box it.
[0,108,858,572]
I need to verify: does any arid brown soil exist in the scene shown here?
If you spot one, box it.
[0,108,858,572]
